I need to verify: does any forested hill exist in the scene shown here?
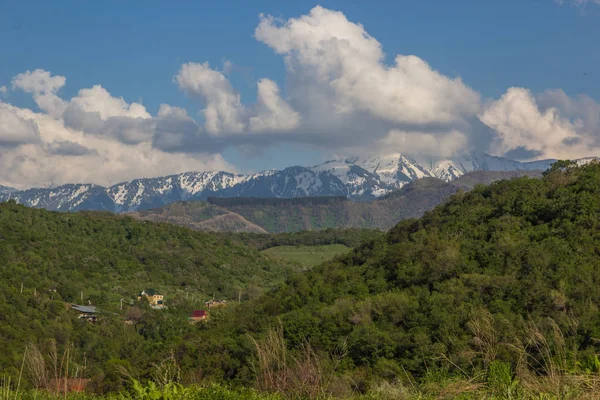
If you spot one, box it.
[193,161,600,395]
[0,201,300,300]
[0,201,305,386]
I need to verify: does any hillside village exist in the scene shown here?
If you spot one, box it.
[67,287,228,325]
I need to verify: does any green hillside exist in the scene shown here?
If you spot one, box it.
[188,161,600,398]
[0,201,300,391]
[262,244,351,268]
[5,163,600,398]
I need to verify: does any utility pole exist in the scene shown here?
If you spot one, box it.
[81,291,83,303]
[120,299,124,310]
[20,283,23,294]
[238,289,242,304]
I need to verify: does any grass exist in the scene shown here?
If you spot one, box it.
[261,244,350,268]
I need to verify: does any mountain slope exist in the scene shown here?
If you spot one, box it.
[0,153,561,213]
[0,200,305,385]
[0,185,16,194]
[129,170,542,233]
[200,160,600,388]
[129,201,268,233]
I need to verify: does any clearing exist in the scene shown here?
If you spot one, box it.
[261,244,351,268]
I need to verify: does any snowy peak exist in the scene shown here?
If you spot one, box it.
[0,152,575,213]
[356,154,431,187]
[425,154,557,181]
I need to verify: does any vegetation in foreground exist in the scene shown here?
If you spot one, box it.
[4,161,600,398]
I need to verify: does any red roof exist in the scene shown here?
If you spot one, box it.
[191,310,207,318]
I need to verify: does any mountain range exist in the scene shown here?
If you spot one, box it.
[128,170,543,233]
[0,153,563,213]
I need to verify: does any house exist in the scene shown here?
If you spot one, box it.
[138,288,164,307]
[70,304,98,323]
[204,299,227,309]
[188,310,208,323]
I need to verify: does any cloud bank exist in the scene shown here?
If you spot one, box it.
[0,6,598,189]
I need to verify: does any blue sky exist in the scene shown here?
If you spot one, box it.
[0,1,599,187]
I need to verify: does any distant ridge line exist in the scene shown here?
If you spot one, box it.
[207,196,348,207]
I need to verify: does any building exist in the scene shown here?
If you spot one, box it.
[70,304,98,323]
[188,310,208,323]
[138,288,164,307]
[204,299,227,309]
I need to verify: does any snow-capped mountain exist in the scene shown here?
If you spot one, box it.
[424,153,557,181]
[0,185,16,194]
[0,153,573,212]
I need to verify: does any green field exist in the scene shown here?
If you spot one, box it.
[261,243,351,268]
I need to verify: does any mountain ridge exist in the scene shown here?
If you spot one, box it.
[0,152,568,212]
[128,170,543,233]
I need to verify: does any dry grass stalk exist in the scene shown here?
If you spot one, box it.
[151,350,181,387]
[467,308,498,368]
[251,326,346,399]
[24,343,48,389]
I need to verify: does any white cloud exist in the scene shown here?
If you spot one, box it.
[0,102,41,146]
[255,6,480,126]
[12,69,68,117]
[376,130,470,159]
[249,79,300,132]
[171,6,482,159]
[479,87,600,160]
[61,85,156,144]
[70,85,151,120]
[0,70,233,189]
[175,62,246,134]
[558,0,600,6]
[2,6,600,189]
[12,69,66,94]
[0,86,7,95]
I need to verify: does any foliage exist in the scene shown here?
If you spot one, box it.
[226,229,384,251]
[261,245,351,269]
[0,202,299,390]
[5,162,600,398]
[194,161,600,396]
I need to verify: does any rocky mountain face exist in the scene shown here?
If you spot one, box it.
[129,170,544,233]
[0,153,560,212]
[0,185,16,194]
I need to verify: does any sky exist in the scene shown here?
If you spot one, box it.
[0,0,599,189]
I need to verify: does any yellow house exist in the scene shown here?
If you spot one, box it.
[138,288,164,306]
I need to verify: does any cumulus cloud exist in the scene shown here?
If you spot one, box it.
[255,7,479,126]
[12,69,68,117]
[170,6,482,159]
[0,103,41,146]
[1,70,233,189]
[0,86,7,95]
[2,6,599,189]
[175,62,246,134]
[479,87,600,160]
[249,79,300,132]
[47,140,97,156]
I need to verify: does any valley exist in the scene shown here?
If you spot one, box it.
[4,162,600,398]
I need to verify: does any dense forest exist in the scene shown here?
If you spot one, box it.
[184,161,600,398]
[4,162,600,398]
[0,203,306,394]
